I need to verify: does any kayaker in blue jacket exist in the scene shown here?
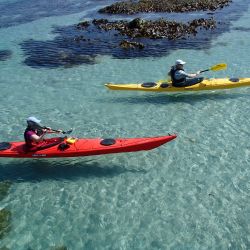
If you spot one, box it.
[168,59,204,87]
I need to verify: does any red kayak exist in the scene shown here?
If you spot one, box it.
[0,135,177,158]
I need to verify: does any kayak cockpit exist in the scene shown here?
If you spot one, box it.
[0,142,12,151]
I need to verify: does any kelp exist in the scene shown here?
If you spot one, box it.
[0,181,12,201]
[0,209,11,239]
[51,246,68,250]
[0,247,10,250]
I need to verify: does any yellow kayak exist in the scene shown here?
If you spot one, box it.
[105,78,250,92]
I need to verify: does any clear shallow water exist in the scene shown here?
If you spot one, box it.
[0,0,250,249]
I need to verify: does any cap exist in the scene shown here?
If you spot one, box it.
[175,59,186,65]
[27,116,41,125]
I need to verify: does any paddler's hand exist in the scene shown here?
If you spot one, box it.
[196,71,201,75]
[43,127,52,133]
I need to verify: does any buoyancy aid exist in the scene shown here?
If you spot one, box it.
[24,128,38,148]
[170,66,186,85]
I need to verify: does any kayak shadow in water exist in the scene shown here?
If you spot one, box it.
[0,159,146,182]
[103,92,250,105]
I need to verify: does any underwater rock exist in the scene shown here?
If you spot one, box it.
[51,246,67,250]
[21,38,97,68]
[57,52,96,67]
[73,35,87,42]
[120,40,145,49]
[99,0,232,14]
[76,21,90,30]
[0,50,12,61]
[0,209,11,240]
[21,15,218,68]
[0,181,12,201]
[22,0,247,69]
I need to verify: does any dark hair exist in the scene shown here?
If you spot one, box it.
[27,121,41,130]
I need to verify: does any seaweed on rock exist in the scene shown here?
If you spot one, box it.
[99,0,232,14]
[92,17,216,40]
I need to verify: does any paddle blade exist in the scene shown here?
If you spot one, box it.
[210,63,227,71]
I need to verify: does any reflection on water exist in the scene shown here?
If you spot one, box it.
[0,158,147,182]
[101,91,250,105]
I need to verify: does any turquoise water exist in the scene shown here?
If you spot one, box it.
[0,0,250,249]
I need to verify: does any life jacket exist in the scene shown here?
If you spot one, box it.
[170,66,186,85]
[24,128,38,149]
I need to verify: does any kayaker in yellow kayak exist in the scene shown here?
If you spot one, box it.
[168,59,204,87]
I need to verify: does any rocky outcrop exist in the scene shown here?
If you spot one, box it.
[76,21,90,29]
[99,0,232,14]
[91,17,216,40]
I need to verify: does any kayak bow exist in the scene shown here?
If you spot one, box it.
[0,134,177,158]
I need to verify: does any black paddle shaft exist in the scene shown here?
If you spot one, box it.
[42,126,73,134]
[200,69,209,73]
